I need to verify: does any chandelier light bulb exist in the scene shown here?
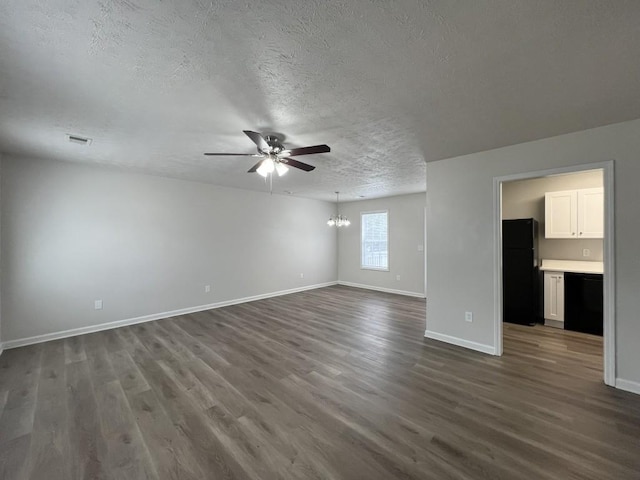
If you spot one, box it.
[327,191,350,228]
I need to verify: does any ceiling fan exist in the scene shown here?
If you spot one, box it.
[204,130,330,177]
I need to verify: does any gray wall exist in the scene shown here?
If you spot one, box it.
[502,170,604,261]
[0,154,2,347]
[1,155,337,342]
[338,193,425,296]
[426,118,640,387]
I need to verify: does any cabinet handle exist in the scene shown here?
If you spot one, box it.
[580,232,583,235]
[572,232,576,236]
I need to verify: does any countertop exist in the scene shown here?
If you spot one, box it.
[540,259,604,274]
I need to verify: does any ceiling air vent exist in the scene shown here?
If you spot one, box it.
[66,134,92,145]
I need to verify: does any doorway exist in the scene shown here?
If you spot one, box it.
[493,161,615,386]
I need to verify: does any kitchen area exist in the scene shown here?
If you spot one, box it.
[502,169,604,338]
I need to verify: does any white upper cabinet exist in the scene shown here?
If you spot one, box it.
[545,187,603,239]
[577,188,604,238]
[545,190,578,238]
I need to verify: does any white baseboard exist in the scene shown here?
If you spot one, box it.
[615,378,640,395]
[424,329,496,356]
[337,281,425,298]
[1,281,338,350]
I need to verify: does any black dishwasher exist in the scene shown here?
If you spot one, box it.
[564,273,603,336]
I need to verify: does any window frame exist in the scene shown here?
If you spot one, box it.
[360,209,389,271]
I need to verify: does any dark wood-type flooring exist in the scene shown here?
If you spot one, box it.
[1,285,639,479]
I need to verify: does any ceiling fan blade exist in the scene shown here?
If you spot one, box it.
[243,130,269,151]
[204,153,261,156]
[282,158,315,172]
[282,144,330,157]
[247,160,264,173]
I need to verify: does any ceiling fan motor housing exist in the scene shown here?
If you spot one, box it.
[262,135,285,155]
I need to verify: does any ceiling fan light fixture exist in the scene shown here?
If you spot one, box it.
[256,157,275,177]
[205,131,325,179]
[275,162,288,176]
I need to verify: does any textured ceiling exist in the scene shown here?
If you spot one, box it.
[1,1,640,201]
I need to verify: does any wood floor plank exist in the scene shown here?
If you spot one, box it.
[0,346,41,447]
[93,380,159,480]
[24,340,70,480]
[0,390,8,420]
[84,337,118,386]
[108,349,151,395]
[1,345,42,412]
[125,334,254,479]
[1,285,639,479]
[66,360,107,480]
[64,335,87,365]
[125,388,205,480]
[0,434,32,480]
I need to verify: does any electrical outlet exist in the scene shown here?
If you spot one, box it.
[94,300,103,310]
[582,249,591,257]
[396,275,401,281]
[300,273,304,279]
[205,285,211,293]
[465,311,473,322]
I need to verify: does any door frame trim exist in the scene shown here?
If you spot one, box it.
[493,161,615,386]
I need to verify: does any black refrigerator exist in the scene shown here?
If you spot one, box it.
[502,218,539,326]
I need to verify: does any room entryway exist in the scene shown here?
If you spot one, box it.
[494,161,614,386]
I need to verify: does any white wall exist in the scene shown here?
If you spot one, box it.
[0,154,3,350]
[338,193,425,296]
[1,155,337,343]
[502,170,604,261]
[426,118,640,389]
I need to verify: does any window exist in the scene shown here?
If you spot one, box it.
[361,211,388,270]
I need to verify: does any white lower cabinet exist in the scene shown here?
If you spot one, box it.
[544,271,564,327]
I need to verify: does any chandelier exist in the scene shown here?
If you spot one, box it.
[327,191,351,227]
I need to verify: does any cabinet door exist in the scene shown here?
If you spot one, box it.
[577,187,604,238]
[544,271,564,323]
[545,190,577,238]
